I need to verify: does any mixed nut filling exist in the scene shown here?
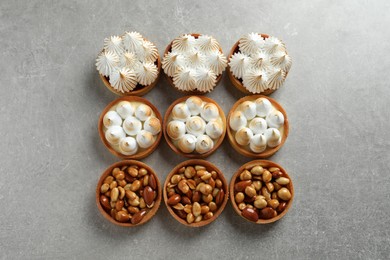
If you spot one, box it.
[166,164,226,224]
[233,164,292,222]
[99,165,158,224]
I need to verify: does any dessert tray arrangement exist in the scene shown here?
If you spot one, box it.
[95,32,293,227]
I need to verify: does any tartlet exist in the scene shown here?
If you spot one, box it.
[227,33,292,95]
[227,95,289,158]
[230,160,294,224]
[163,96,226,158]
[96,160,162,227]
[98,96,162,159]
[96,31,161,96]
[164,159,228,227]
[162,33,227,94]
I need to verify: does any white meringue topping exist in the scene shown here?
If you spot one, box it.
[109,67,137,93]
[230,33,291,93]
[167,34,225,92]
[185,116,206,137]
[185,96,204,116]
[123,116,142,136]
[194,67,217,93]
[135,62,158,86]
[167,120,186,140]
[266,110,285,129]
[228,52,250,79]
[249,134,267,153]
[116,101,134,119]
[173,67,196,91]
[177,134,197,153]
[136,130,155,148]
[172,103,191,121]
[239,33,265,55]
[105,126,126,145]
[208,50,228,75]
[265,128,282,148]
[249,117,267,134]
[144,117,161,135]
[121,52,141,69]
[104,36,124,55]
[240,101,257,120]
[186,50,206,68]
[97,31,160,93]
[162,52,186,77]
[135,104,152,121]
[267,68,286,90]
[255,97,273,117]
[242,68,269,94]
[270,52,292,72]
[118,137,138,155]
[172,34,196,52]
[235,127,253,146]
[201,103,219,122]
[205,120,223,139]
[263,36,286,54]
[196,135,214,154]
[197,35,220,53]
[136,40,159,63]
[96,51,119,77]
[103,111,122,128]
[229,111,247,131]
[123,31,143,52]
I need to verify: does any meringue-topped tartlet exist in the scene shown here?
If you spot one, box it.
[96,31,161,96]
[162,34,227,94]
[227,33,292,95]
[227,95,289,158]
[164,96,226,158]
[98,97,162,159]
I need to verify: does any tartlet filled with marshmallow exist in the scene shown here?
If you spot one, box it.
[98,97,163,159]
[163,96,226,158]
[227,95,289,158]
[96,31,161,96]
[227,33,292,95]
[162,33,227,94]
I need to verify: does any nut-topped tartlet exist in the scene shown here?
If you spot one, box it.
[162,33,227,94]
[96,160,162,227]
[98,96,162,159]
[96,31,161,96]
[164,159,228,227]
[227,33,292,95]
[163,96,226,158]
[227,95,289,158]
[230,160,294,224]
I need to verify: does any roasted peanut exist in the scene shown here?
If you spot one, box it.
[186,213,195,224]
[266,182,274,193]
[245,186,257,198]
[192,202,201,217]
[178,180,189,194]
[128,167,138,177]
[253,181,262,191]
[250,165,264,175]
[240,170,252,180]
[100,183,109,193]
[109,181,118,189]
[262,170,272,183]
[171,174,181,184]
[167,194,181,205]
[277,188,292,201]
[276,177,290,185]
[241,207,259,222]
[254,198,267,209]
[184,166,196,178]
[268,199,280,209]
[201,206,209,214]
[104,176,114,184]
[138,168,148,177]
[235,192,245,203]
[118,187,125,199]
[116,211,130,222]
[204,212,213,220]
[110,187,119,202]
[209,202,217,212]
[130,180,141,192]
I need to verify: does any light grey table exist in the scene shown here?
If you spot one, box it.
[1,0,389,259]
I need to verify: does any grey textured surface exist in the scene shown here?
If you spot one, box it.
[1,0,389,259]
